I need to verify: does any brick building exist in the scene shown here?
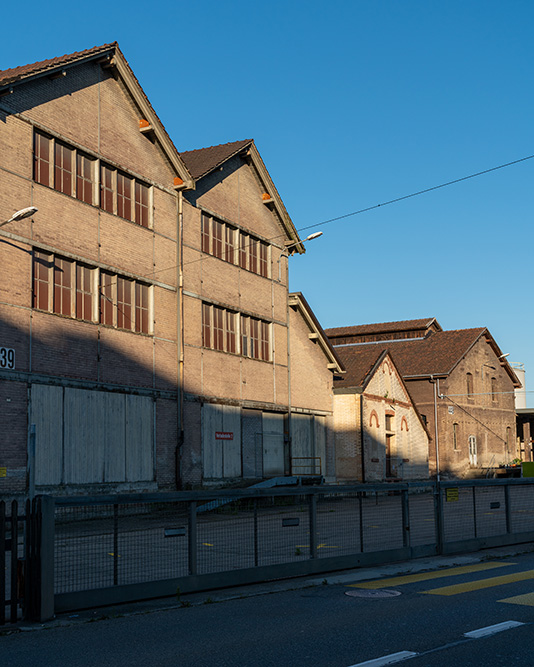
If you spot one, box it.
[334,348,429,482]
[178,142,343,486]
[0,44,343,495]
[327,319,521,478]
[0,43,193,495]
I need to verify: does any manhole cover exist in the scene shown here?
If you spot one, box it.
[345,589,401,598]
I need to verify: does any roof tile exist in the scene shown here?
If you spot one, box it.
[180,139,253,180]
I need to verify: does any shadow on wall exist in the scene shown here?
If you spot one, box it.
[0,308,180,497]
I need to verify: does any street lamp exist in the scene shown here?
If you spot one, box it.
[0,206,38,228]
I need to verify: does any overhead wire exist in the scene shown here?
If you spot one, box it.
[144,151,534,280]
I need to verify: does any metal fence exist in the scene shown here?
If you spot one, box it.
[5,478,534,623]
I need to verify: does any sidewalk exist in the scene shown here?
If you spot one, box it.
[9,541,534,634]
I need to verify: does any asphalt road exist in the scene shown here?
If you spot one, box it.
[4,548,534,666]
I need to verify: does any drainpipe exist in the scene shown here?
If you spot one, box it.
[176,191,185,488]
[431,375,440,481]
[286,254,292,476]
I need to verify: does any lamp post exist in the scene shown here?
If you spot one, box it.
[282,231,323,475]
[1,205,38,498]
[0,206,38,228]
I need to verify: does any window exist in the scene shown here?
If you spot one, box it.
[385,413,396,478]
[33,251,150,333]
[135,283,149,334]
[54,142,73,195]
[453,423,458,450]
[200,212,269,277]
[117,277,133,330]
[103,165,150,226]
[202,304,269,360]
[76,264,93,321]
[34,130,94,203]
[202,304,237,354]
[241,314,270,361]
[467,373,473,398]
[33,132,51,187]
[491,377,497,402]
[135,182,150,228]
[100,165,115,213]
[32,131,150,226]
[53,256,73,316]
[76,153,94,205]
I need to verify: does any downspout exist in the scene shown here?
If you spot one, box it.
[432,375,440,481]
[360,393,366,482]
[176,191,184,488]
[286,254,292,476]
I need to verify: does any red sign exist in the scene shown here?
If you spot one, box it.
[215,432,234,440]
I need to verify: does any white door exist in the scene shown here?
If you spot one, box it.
[262,413,285,476]
[468,435,477,466]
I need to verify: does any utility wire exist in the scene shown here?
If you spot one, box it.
[146,151,534,278]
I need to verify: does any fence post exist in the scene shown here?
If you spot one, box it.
[35,496,55,622]
[0,502,4,625]
[472,486,478,538]
[10,500,18,624]
[309,493,317,559]
[504,483,512,534]
[188,501,197,576]
[253,499,259,567]
[402,490,410,548]
[434,482,444,554]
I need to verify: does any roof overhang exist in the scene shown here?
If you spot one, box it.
[289,292,345,374]
[0,43,194,190]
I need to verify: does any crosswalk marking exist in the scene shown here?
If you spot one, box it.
[499,591,534,606]
[423,569,534,596]
[349,562,513,589]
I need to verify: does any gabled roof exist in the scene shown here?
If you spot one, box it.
[326,318,442,339]
[181,139,304,253]
[289,293,345,374]
[180,139,253,180]
[331,327,521,388]
[0,43,194,189]
[0,43,117,87]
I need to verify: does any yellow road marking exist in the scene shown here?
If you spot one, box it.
[350,562,513,589]
[500,591,534,607]
[424,569,534,596]
[202,543,213,547]
[108,553,121,557]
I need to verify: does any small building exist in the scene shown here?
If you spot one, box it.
[334,348,429,481]
[327,319,521,479]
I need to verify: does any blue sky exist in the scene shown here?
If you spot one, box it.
[2,1,533,403]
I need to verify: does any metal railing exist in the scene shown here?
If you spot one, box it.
[7,478,534,622]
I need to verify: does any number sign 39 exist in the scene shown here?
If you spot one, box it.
[0,347,15,370]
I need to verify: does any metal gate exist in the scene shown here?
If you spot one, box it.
[1,498,47,625]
